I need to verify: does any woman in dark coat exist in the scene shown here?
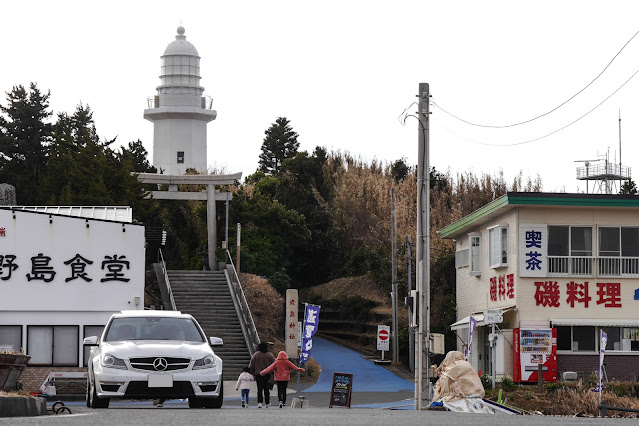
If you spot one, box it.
[248,342,276,408]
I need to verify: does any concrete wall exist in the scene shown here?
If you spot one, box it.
[558,354,639,382]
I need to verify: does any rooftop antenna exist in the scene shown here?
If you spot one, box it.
[619,109,623,192]
[574,159,599,193]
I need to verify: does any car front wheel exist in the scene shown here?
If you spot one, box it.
[88,373,110,409]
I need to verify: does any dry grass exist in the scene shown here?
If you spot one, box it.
[239,273,285,348]
[487,386,639,417]
[305,274,388,305]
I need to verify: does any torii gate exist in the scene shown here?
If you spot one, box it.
[136,172,242,270]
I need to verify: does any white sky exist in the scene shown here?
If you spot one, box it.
[4,1,639,193]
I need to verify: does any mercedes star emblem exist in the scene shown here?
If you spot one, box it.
[153,357,168,371]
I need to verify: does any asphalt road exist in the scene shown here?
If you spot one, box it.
[3,338,634,424]
[1,404,634,425]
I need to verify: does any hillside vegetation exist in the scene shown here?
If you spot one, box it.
[1,84,548,365]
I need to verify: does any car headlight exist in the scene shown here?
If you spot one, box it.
[101,353,128,369]
[193,355,216,369]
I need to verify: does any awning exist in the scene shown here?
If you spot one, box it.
[451,314,484,331]
[450,305,516,331]
[551,318,639,327]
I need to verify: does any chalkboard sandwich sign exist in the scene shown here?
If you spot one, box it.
[329,372,353,408]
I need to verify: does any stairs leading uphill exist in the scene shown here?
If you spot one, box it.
[167,270,251,379]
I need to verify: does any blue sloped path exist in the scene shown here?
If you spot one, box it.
[303,337,413,392]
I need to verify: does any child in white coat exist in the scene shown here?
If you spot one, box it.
[236,366,254,407]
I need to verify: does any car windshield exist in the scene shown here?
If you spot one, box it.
[104,317,204,342]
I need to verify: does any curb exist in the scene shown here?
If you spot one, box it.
[0,396,47,417]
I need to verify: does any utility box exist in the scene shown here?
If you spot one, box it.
[430,333,445,355]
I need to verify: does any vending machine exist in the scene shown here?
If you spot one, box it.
[513,328,557,382]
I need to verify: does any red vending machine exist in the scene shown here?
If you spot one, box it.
[513,328,557,382]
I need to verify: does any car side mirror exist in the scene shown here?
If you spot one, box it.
[83,336,98,346]
[209,337,223,346]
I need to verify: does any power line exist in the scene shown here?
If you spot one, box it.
[432,28,639,129]
[440,64,639,147]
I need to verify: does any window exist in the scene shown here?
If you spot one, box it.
[470,234,481,276]
[0,326,22,352]
[556,326,639,352]
[489,226,508,268]
[598,227,639,276]
[83,325,105,367]
[455,249,469,268]
[27,326,79,366]
[556,326,571,351]
[177,151,184,164]
[548,226,593,275]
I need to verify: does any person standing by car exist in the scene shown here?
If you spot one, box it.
[249,342,275,408]
[259,351,305,408]
[235,366,254,407]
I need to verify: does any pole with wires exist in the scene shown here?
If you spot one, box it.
[415,82,431,409]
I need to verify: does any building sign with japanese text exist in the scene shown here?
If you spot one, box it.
[490,273,515,302]
[533,281,623,308]
[519,224,547,277]
[0,209,144,312]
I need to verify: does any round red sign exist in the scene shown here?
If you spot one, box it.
[378,329,389,341]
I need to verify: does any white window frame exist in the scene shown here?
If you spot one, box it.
[488,224,508,268]
[469,233,481,276]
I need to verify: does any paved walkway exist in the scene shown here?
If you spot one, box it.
[303,337,414,393]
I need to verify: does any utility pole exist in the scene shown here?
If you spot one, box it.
[391,188,398,362]
[415,82,431,409]
[407,235,414,373]
[236,223,241,273]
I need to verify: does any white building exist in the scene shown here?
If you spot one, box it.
[144,26,217,175]
[0,207,144,390]
[440,192,639,382]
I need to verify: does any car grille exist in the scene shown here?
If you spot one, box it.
[124,381,195,398]
[129,356,191,371]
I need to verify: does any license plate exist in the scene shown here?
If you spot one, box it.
[148,374,173,388]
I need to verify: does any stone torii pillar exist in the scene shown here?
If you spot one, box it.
[136,172,242,270]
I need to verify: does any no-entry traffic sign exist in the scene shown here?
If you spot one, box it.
[377,325,390,351]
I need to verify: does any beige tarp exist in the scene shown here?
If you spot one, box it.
[433,351,485,403]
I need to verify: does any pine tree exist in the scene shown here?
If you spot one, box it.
[0,83,53,204]
[258,117,299,175]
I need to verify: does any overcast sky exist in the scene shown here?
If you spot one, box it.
[4,1,639,192]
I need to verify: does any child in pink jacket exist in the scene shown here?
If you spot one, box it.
[260,351,305,408]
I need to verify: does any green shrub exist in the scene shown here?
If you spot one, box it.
[480,374,493,390]
[500,375,516,391]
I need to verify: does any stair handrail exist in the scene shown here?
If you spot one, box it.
[225,249,259,354]
[158,249,177,311]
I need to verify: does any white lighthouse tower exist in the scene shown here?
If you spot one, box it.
[144,26,217,175]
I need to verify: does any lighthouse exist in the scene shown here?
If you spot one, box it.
[144,26,217,175]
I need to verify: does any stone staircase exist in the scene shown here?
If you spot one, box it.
[167,270,251,379]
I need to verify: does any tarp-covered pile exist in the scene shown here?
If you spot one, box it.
[433,351,485,403]
[432,350,519,414]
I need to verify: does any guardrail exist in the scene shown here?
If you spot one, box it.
[599,404,639,417]
[225,249,259,355]
[158,249,176,311]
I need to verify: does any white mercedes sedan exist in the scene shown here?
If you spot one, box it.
[84,310,223,408]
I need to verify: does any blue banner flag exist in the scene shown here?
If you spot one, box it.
[465,316,477,361]
[300,304,321,364]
